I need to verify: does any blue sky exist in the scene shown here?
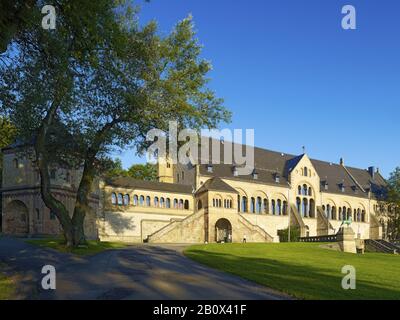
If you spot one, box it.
[115,0,400,178]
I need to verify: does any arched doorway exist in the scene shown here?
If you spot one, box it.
[3,200,29,235]
[215,218,232,243]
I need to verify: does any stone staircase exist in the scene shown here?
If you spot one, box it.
[316,206,335,236]
[290,204,307,237]
[365,239,398,254]
[238,214,274,242]
[145,209,205,243]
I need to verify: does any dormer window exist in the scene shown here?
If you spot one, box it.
[340,183,345,193]
[207,164,213,173]
[274,173,280,183]
[323,181,329,191]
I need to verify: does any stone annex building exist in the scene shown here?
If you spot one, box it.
[1,140,388,243]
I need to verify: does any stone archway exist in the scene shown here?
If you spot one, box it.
[215,218,232,243]
[3,200,29,235]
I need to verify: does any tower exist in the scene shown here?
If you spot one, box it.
[157,156,174,183]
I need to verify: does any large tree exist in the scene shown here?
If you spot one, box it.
[0,3,230,246]
[384,167,400,240]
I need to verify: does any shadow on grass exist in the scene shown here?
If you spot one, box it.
[25,238,129,256]
[185,249,400,300]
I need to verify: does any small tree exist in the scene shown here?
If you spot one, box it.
[126,164,157,181]
[278,227,300,242]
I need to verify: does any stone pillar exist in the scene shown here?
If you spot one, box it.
[337,226,357,254]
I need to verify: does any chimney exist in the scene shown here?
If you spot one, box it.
[368,166,375,179]
[340,158,344,166]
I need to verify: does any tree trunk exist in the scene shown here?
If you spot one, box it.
[71,154,97,245]
[35,101,77,247]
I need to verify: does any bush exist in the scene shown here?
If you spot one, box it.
[278,226,300,242]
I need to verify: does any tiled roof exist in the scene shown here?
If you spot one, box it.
[105,177,193,194]
[196,177,238,195]
[197,140,387,199]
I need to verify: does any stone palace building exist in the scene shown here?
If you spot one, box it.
[1,140,388,243]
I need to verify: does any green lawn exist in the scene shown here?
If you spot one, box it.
[0,265,16,300]
[25,238,129,256]
[184,243,400,300]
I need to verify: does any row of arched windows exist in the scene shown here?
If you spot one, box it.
[322,205,366,222]
[237,196,288,216]
[298,184,312,197]
[296,197,316,218]
[301,167,312,177]
[111,193,190,210]
[212,198,233,209]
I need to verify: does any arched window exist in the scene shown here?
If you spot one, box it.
[332,206,337,220]
[303,184,308,196]
[308,187,312,197]
[256,197,262,214]
[123,194,130,206]
[283,201,287,215]
[218,199,222,208]
[263,199,269,214]
[173,199,178,209]
[154,197,159,207]
[111,193,117,205]
[296,197,301,215]
[160,197,165,208]
[357,209,361,222]
[277,199,282,215]
[237,196,241,212]
[133,195,138,206]
[184,200,189,210]
[327,204,331,219]
[361,210,366,222]
[303,198,308,217]
[322,205,326,217]
[146,196,151,207]
[338,207,342,220]
[242,197,248,212]
[166,198,171,209]
[250,197,255,213]
[271,200,276,215]
[117,193,123,205]
[298,186,302,195]
[139,195,144,206]
[304,167,308,177]
[213,199,216,207]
